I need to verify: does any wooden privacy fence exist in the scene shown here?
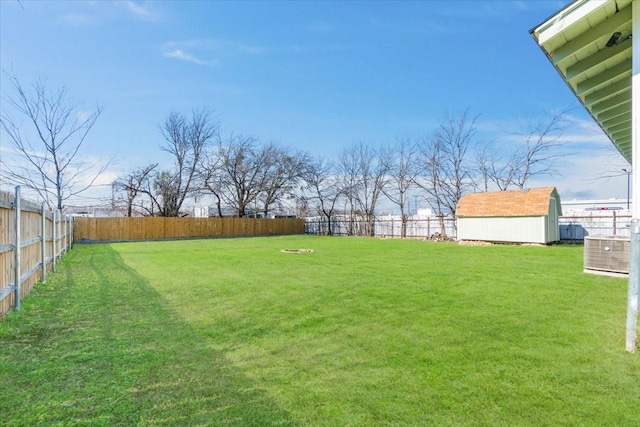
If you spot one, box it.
[74,217,305,242]
[1,187,73,319]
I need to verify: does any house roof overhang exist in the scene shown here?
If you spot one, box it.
[530,0,633,163]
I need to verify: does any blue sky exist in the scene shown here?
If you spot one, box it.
[0,0,632,208]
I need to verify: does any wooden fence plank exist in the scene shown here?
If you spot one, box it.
[73,217,305,242]
[1,189,72,319]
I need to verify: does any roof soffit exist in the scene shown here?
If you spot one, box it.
[531,0,633,162]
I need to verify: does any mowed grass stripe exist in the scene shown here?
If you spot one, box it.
[2,236,639,426]
[0,243,295,426]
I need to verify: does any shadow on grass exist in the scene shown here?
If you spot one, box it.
[0,244,296,426]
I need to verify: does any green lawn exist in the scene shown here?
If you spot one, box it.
[1,236,639,426]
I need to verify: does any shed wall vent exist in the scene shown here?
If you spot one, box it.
[584,235,630,275]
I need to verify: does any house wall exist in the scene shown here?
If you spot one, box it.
[458,216,549,244]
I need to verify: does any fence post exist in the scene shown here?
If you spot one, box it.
[57,210,61,260]
[68,215,72,249]
[56,210,64,260]
[569,220,574,242]
[60,214,64,255]
[41,202,47,283]
[14,186,21,311]
[62,214,66,254]
[67,215,70,250]
[52,209,57,273]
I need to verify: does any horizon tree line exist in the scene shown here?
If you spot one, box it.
[112,108,571,240]
[1,74,572,235]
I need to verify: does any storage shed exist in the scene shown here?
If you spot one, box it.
[456,187,562,244]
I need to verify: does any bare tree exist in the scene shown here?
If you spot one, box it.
[212,134,267,217]
[0,72,110,210]
[337,145,360,235]
[474,146,492,193]
[114,109,217,217]
[257,142,310,217]
[303,156,343,235]
[292,193,311,218]
[112,163,158,216]
[200,149,225,217]
[481,109,571,191]
[380,135,420,238]
[416,111,477,218]
[338,142,388,236]
[415,111,477,238]
[416,135,445,213]
[436,110,477,214]
[151,170,182,216]
[489,152,519,191]
[507,110,571,189]
[149,109,217,216]
[474,145,516,191]
[201,136,309,218]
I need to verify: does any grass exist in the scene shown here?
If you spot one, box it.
[1,235,639,426]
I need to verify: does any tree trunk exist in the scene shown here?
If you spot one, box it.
[438,214,446,238]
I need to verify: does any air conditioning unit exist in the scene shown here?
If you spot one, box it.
[584,235,630,276]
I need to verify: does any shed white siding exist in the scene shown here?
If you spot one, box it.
[546,197,559,242]
[456,187,561,244]
[457,216,548,244]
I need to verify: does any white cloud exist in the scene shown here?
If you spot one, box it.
[126,1,157,21]
[164,39,269,56]
[53,1,161,27]
[161,37,352,68]
[163,49,218,67]
[161,38,272,67]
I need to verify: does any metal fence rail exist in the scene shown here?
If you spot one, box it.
[305,213,632,242]
[559,213,632,241]
[305,216,457,239]
[0,186,73,319]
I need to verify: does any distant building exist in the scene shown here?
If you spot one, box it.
[561,198,632,215]
[69,210,92,218]
[68,208,122,218]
